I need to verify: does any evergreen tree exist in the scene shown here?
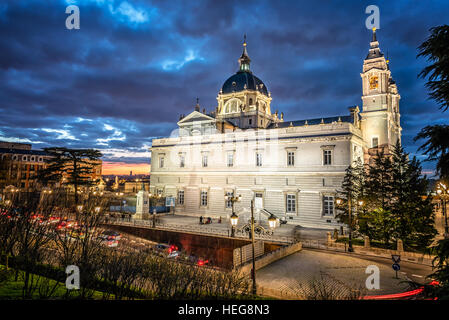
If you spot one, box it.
[356,142,436,249]
[415,24,449,300]
[335,159,365,245]
[365,148,394,211]
[37,147,102,204]
[390,142,437,249]
[357,208,396,246]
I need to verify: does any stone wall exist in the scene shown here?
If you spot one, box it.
[239,241,302,274]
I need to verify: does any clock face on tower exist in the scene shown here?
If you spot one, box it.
[369,76,379,89]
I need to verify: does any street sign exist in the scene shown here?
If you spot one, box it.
[391,254,401,264]
[165,196,175,207]
[392,263,400,271]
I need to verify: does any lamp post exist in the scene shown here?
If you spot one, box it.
[225,194,242,237]
[230,212,239,237]
[437,184,449,238]
[250,199,257,295]
[152,209,157,228]
[336,196,353,252]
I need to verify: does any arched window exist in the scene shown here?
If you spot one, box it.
[224,99,240,114]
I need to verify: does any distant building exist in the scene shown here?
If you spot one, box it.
[0,142,51,191]
[0,141,103,192]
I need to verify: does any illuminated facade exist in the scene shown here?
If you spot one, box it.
[150,30,402,229]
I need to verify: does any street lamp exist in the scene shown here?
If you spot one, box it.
[225,194,242,237]
[268,213,277,230]
[437,184,449,238]
[230,212,239,237]
[336,196,354,252]
[250,199,257,295]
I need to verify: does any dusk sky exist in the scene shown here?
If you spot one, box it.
[1,0,448,175]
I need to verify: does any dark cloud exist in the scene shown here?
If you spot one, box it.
[0,0,449,171]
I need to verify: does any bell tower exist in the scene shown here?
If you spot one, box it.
[360,28,401,153]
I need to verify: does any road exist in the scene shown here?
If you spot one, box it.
[256,248,434,298]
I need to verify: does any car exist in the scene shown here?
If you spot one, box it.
[99,230,121,241]
[197,258,210,266]
[56,221,68,230]
[154,243,170,252]
[101,239,119,247]
[48,216,61,224]
[167,251,180,259]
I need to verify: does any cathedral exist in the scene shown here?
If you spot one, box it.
[149,29,402,229]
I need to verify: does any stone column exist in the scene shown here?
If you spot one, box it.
[333,228,339,240]
[364,236,370,249]
[397,239,404,252]
[135,189,149,220]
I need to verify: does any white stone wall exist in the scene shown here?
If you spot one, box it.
[150,122,363,229]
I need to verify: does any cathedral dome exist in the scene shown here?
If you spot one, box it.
[220,36,269,97]
[221,71,268,96]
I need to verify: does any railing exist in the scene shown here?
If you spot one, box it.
[103,217,296,243]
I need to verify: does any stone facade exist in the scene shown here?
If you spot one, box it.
[149,30,401,230]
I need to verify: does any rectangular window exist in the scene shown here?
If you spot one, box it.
[200,191,208,206]
[286,194,296,213]
[225,191,233,208]
[323,150,332,165]
[323,196,334,216]
[227,154,234,167]
[256,153,262,167]
[179,155,185,168]
[202,155,208,167]
[372,137,379,148]
[249,119,252,125]
[287,151,295,166]
[178,190,184,205]
[159,157,164,168]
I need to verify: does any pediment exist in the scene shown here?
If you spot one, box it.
[177,111,215,125]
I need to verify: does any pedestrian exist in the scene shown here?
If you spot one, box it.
[218,216,222,223]
[199,216,203,224]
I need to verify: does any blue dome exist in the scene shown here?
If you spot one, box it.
[221,71,268,96]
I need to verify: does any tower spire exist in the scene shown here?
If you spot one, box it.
[194,97,200,111]
[372,27,377,42]
[366,27,383,60]
[238,34,251,72]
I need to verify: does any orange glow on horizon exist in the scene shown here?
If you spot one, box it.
[102,161,151,175]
